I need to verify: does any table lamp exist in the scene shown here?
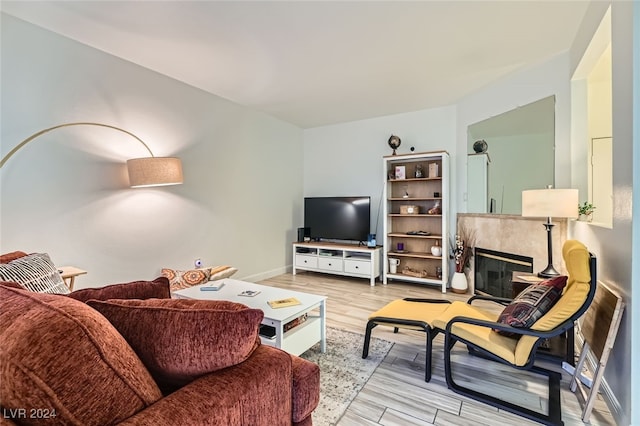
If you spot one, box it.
[522,187,579,277]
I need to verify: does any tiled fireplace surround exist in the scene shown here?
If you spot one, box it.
[458,213,568,294]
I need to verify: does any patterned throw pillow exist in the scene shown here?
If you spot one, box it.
[0,253,69,294]
[209,265,238,281]
[161,268,211,291]
[496,275,568,335]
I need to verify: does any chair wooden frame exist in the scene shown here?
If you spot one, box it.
[443,253,597,426]
[571,281,624,422]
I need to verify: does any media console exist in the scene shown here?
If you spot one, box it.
[292,242,382,286]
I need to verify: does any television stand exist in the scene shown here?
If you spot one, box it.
[292,242,382,286]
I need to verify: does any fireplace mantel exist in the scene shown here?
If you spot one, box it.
[457,213,568,293]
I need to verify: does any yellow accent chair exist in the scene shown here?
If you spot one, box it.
[362,240,596,426]
[441,240,595,426]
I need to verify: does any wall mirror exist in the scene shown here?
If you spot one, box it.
[466,96,555,215]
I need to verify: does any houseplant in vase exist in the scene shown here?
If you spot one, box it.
[450,225,476,294]
[578,201,596,222]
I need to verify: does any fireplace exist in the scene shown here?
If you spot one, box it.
[474,248,533,298]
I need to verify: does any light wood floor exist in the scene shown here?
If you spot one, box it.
[259,272,616,426]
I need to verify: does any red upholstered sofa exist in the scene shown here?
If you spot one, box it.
[0,278,320,425]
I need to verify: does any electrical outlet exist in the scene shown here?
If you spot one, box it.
[194,258,203,268]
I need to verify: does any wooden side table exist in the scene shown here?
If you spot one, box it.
[58,266,87,291]
[511,271,574,365]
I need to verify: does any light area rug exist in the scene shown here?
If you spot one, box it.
[299,327,393,426]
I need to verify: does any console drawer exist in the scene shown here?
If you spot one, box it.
[295,255,318,269]
[318,257,343,272]
[344,259,370,275]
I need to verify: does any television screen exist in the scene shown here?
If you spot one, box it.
[304,196,371,242]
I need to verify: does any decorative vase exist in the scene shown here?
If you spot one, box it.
[451,271,468,294]
[579,213,593,222]
[430,241,442,257]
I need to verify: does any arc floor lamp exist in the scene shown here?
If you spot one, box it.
[0,122,183,188]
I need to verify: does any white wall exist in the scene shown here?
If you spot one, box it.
[0,14,304,287]
[568,2,637,424]
[303,106,457,239]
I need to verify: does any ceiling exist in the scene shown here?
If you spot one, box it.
[1,1,590,129]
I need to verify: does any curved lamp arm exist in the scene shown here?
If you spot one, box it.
[0,122,154,168]
[1,122,183,188]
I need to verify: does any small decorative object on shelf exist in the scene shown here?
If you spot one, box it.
[578,201,596,222]
[415,164,424,178]
[388,135,402,155]
[428,162,439,178]
[427,201,441,215]
[473,139,488,153]
[388,258,400,274]
[401,266,428,278]
[430,240,442,257]
[400,205,419,215]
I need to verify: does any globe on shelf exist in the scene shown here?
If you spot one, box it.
[473,139,488,153]
[388,135,401,155]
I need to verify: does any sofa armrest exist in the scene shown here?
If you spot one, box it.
[119,345,293,426]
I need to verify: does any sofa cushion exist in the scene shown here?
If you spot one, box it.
[161,268,211,291]
[68,276,171,303]
[0,252,69,294]
[0,251,28,263]
[0,284,163,424]
[87,298,264,393]
[496,275,567,335]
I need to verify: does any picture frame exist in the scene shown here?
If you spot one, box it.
[428,163,439,178]
[395,165,406,180]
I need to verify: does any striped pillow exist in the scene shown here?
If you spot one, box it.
[0,253,69,294]
[209,265,237,281]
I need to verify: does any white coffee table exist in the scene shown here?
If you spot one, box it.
[172,279,327,356]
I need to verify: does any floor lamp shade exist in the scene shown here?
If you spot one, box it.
[127,157,183,188]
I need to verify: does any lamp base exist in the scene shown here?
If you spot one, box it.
[537,264,560,278]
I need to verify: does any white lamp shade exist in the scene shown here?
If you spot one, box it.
[127,157,183,188]
[522,188,579,218]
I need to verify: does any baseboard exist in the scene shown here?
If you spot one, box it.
[601,379,626,426]
[239,266,289,283]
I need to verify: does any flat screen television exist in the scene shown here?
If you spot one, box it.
[304,196,371,243]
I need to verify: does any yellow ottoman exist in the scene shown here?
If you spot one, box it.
[362,298,451,382]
